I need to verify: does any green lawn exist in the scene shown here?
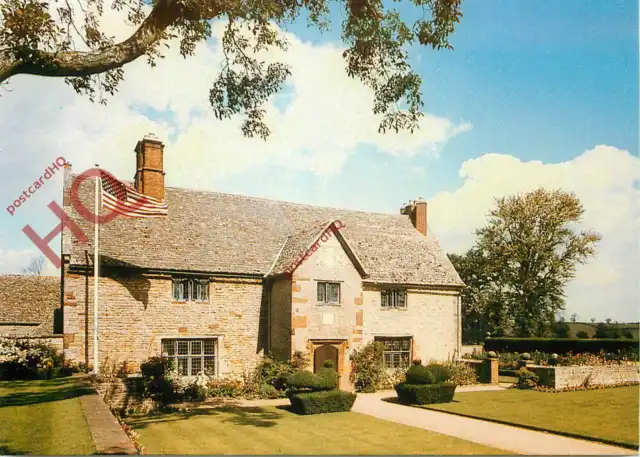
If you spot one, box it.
[127,405,509,454]
[424,387,639,448]
[0,377,96,455]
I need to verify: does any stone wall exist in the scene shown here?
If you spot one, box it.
[285,232,461,388]
[529,365,640,389]
[290,233,362,388]
[362,286,460,363]
[62,270,265,377]
[93,376,152,413]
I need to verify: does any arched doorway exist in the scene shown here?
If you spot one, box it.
[314,344,338,373]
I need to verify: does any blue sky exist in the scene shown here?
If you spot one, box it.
[0,0,638,321]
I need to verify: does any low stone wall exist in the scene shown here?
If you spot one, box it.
[529,365,640,389]
[92,376,153,413]
[460,358,499,384]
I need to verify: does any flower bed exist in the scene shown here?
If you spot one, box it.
[0,337,78,380]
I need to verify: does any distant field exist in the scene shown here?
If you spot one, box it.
[568,322,639,339]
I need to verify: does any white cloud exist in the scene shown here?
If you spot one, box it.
[0,14,470,192]
[0,249,57,275]
[428,145,640,322]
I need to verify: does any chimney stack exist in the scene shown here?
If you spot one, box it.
[401,197,428,236]
[134,134,165,201]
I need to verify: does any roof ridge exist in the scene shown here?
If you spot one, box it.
[69,171,408,218]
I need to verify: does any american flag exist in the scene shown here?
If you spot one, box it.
[100,170,168,217]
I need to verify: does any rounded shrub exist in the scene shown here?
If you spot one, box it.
[521,352,532,361]
[316,368,338,390]
[287,370,319,391]
[412,358,422,366]
[425,364,452,383]
[405,365,434,385]
[487,351,498,358]
[323,360,334,369]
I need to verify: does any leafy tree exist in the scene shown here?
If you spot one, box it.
[576,330,589,339]
[622,330,634,339]
[605,318,612,324]
[449,248,509,342]
[594,323,608,339]
[0,0,463,138]
[451,189,600,338]
[570,313,578,323]
[552,320,571,338]
[590,317,596,323]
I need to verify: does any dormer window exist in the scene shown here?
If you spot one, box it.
[172,278,209,302]
[381,289,406,309]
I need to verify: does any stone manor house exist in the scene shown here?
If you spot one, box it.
[3,135,464,389]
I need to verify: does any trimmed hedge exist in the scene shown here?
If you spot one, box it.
[287,369,337,393]
[289,389,357,414]
[395,382,457,405]
[425,364,452,383]
[405,365,434,385]
[484,338,639,355]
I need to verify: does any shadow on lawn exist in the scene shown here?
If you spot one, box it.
[0,441,28,456]
[0,378,94,408]
[129,405,283,430]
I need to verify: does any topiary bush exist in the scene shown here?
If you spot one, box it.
[425,364,452,383]
[405,364,435,385]
[316,367,338,390]
[395,382,457,405]
[516,367,539,389]
[287,370,320,393]
[289,389,357,414]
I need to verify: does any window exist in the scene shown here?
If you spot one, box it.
[161,338,216,376]
[376,337,412,368]
[381,289,406,309]
[317,282,340,304]
[172,278,209,302]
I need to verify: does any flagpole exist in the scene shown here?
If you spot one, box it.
[93,164,100,375]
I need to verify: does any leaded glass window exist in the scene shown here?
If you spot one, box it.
[161,338,216,376]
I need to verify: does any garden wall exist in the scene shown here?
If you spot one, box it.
[529,365,640,389]
[92,376,152,413]
[460,358,499,384]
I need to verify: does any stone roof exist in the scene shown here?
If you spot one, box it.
[268,220,367,277]
[0,275,60,335]
[64,175,463,287]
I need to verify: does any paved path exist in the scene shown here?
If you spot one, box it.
[352,391,635,455]
[79,378,137,455]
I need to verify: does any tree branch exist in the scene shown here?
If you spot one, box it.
[0,0,223,84]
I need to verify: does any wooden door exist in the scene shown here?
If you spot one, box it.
[314,344,338,373]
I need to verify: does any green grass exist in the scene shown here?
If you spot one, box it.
[0,376,96,455]
[127,405,509,454]
[423,387,639,449]
[568,322,639,339]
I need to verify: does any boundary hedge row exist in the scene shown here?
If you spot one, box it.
[484,338,639,354]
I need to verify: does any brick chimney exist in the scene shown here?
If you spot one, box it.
[134,134,165,201]
[401,197,428,236]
